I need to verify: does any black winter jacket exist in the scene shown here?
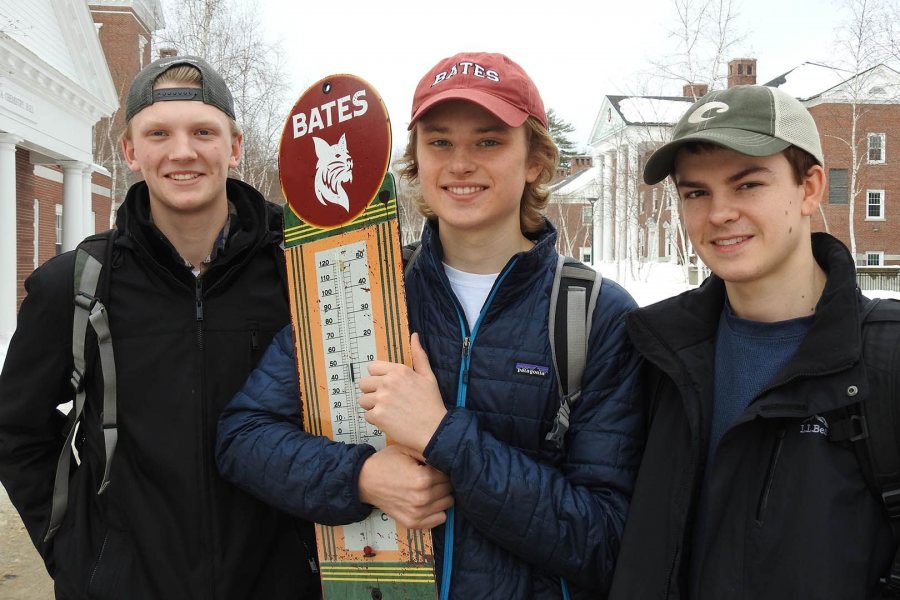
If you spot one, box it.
[609,233,895,599]
[0,179,320,599]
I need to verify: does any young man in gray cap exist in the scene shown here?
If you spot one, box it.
[609,85,897,598]
[0,56,321,598]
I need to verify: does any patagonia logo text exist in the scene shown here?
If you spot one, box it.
[515,362,549,378]
[799,414,828,436]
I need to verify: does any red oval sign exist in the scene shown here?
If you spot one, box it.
[278,75,391,229]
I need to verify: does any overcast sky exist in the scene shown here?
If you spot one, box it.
[260,0,849,150]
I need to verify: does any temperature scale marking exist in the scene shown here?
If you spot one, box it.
[315,240,397,551]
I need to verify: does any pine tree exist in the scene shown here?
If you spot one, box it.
[547,108,577,170]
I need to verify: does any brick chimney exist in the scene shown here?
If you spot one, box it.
[159,47,178,58]
[682,83,709,99]
[727,58,757,88]
[569,155,593,176]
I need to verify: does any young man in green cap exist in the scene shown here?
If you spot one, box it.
[0,56,320,598]
[609,84,897,599]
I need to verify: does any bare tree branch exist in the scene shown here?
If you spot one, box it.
[156,0,287,199]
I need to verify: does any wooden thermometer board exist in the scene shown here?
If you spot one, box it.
[278,74,436,599]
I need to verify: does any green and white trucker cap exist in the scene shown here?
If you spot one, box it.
[643,85,824,184]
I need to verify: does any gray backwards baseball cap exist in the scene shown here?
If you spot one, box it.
[125,55,236,122]
[643,85,824,184]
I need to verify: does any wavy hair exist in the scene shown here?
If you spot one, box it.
[395,116,559,234]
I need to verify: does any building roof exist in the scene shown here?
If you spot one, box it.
[550,165,600,197]
[606,95,695,126]
[763,62,855,100]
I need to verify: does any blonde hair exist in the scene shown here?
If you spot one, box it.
[120,65,241,142]
[396,116,558,234]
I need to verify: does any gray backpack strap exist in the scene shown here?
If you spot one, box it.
[45,241,118,541]
[402,241,423,277]
[545,256,601,450]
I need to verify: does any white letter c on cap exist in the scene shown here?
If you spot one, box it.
[687,101,729,124]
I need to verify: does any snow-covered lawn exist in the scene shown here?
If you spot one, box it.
[0,269,898,371]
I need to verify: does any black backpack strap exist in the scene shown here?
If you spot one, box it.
[544,256,601,450]
[828,297,900,593]
[862,298,900,593]
[45,230,118,542]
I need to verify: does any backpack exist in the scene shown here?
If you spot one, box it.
[401,243,600,451]
[44,220,290,543]
[826,297,900,595]
[45,230,119,542]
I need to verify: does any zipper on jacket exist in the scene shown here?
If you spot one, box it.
[195,278,204,349]
[193,275,216,598]
[303,541,319,574]
[430,251,520,600]
[755,427,786,523]
[460,337,470,386]
[87,532,110,592]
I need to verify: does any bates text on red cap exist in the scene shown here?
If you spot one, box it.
[432,62,500,87]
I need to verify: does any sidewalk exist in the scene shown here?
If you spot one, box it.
[0,485,54,599]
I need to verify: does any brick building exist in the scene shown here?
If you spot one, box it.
[557,58,900,275]
[774,63,900,267]
[90,0,163,204]
[0,0,162,331]
[548,155,598,261]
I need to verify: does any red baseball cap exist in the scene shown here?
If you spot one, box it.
[409,52,548,130]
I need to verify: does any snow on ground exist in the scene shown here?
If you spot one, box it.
[596,260,695,307]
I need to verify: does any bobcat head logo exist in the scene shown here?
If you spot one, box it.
[313,134,353,212]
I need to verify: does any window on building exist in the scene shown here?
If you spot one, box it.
[738,63,744,75]
[867,190,885,219]
[828,169,848,204]
[865,252,884,266]
[652,188,658,212]
[868,133,885,163]
[581,205,592,225]
[580,247,592,264]
[748,64,753,75]
[55,204,63,256]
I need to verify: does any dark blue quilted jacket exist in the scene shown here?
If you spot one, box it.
[216,220,644,599]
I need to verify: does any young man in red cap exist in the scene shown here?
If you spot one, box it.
[609,85,898,598]
[216,52,644,599]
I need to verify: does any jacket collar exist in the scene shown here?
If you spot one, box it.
[628,233,864,385]
[417,217,559,295]
[114,178,281,282]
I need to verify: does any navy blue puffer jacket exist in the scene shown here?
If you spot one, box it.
[216,220,644,599]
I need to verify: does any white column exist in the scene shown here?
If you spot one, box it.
[648,222,659,261]
[61,161,87,251]
[602,151,615,262]
[82,165,95,236]
[590,197,602,268]
[0,133,23,332]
